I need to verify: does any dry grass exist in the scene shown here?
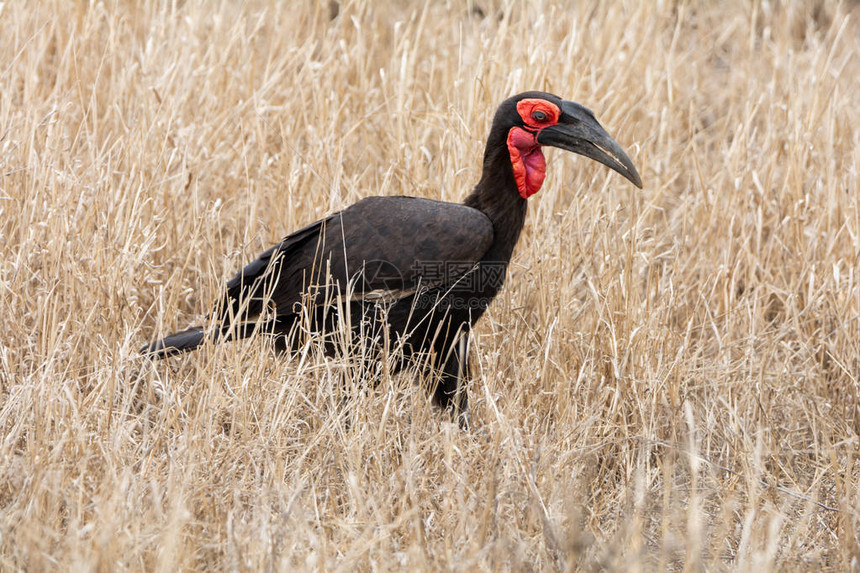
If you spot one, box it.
[1,0,859,570]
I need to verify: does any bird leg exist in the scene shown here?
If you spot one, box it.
[433,329,471,429]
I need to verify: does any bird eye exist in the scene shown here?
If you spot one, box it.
[532,110,548,122]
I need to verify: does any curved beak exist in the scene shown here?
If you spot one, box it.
[537,100,642,188]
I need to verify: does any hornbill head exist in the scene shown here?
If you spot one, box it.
[497,91,642,198]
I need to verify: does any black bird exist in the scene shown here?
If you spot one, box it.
[142,91,642,424]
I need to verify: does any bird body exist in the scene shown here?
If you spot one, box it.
[142,91,642,425]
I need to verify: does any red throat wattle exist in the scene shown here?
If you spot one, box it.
[507,127,546,199]
[507,98,561,199]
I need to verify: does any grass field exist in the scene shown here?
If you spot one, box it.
[2,0,859,570]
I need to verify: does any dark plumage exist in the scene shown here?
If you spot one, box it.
[142,91,642,426]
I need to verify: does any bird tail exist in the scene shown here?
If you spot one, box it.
[140,319,291,359]
[141,326,208,358]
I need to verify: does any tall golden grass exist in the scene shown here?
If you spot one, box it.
[1,0,859,569]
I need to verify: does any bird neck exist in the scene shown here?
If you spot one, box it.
[463,133,529,263]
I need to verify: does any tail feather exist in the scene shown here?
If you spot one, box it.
[140,319,291,359]
[141,326,208,358]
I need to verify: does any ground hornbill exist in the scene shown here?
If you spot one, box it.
[142,91,642,425]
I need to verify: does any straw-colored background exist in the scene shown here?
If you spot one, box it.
[1,1,859,569]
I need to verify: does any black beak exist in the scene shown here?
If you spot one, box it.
[537,100,642,188]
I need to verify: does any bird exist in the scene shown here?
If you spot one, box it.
[141,91,642,426]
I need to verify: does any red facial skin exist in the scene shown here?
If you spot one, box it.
[506,98,562,199]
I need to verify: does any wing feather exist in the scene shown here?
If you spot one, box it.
[219,196,494,322]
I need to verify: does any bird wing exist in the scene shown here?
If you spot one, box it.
[221,196,494,321]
